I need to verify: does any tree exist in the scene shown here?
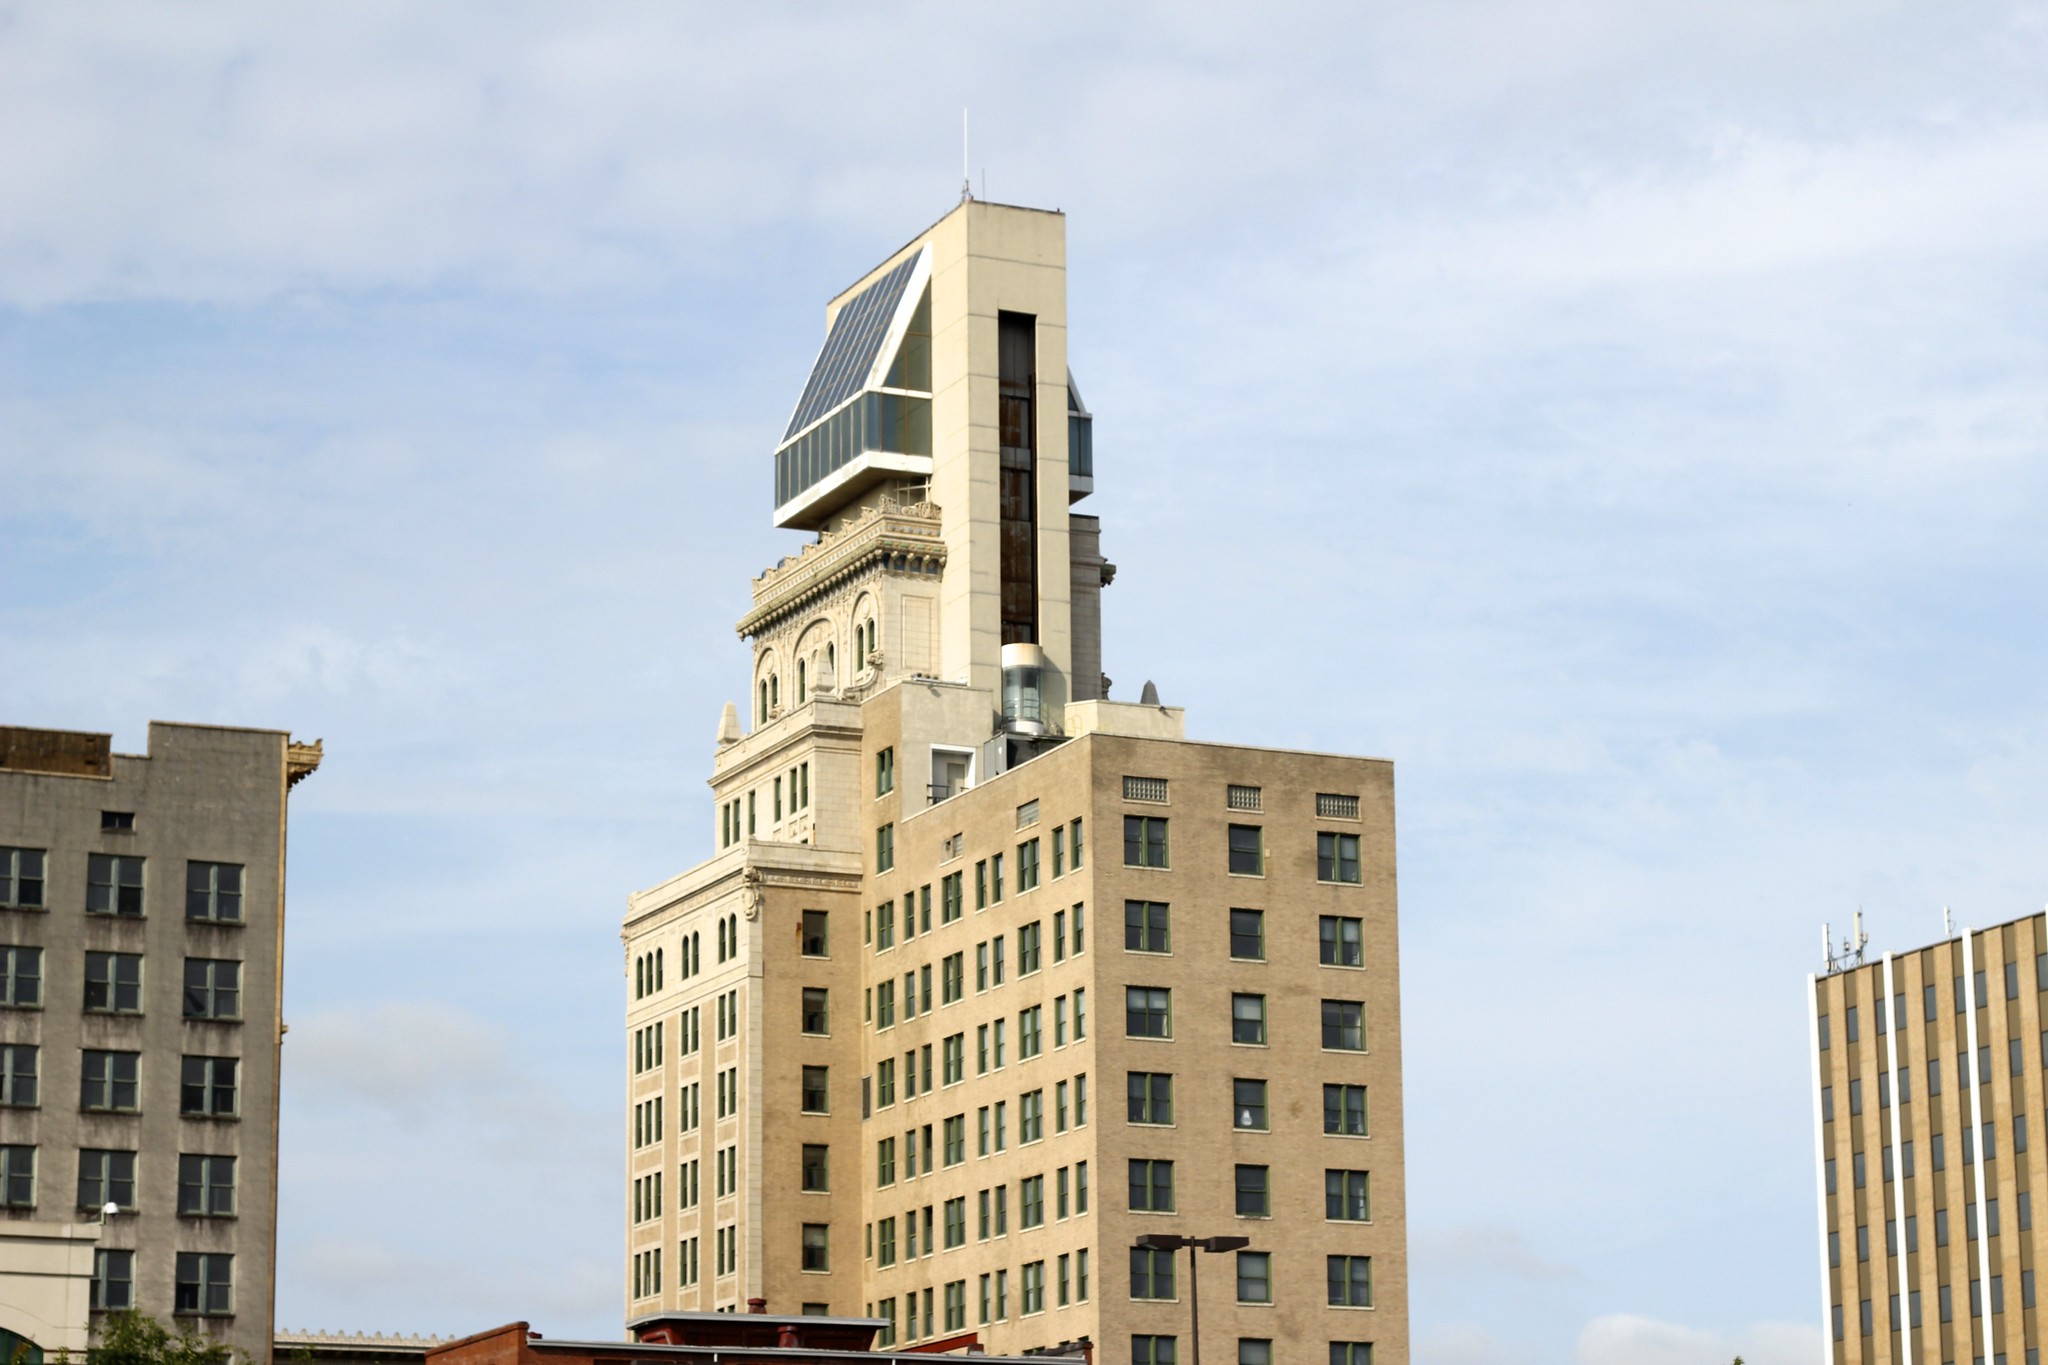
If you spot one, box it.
[82,1314,243,1365]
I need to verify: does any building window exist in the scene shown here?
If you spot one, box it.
[1226,909,1265,961]
[1233,994,1267,1045]
[1022,1175,1046,1228]
[1327,1255,1372,1307]
[174,1252,233,1317]
[181,1055,238,1117]
[1320,917,1364,967]
[0,1045,36,1109]
[944,1034,965,1085]
[1133,1336,1177,1365]
[1019,922,1042,974]
[1216,1078,1264,1132]
[1022,1259,1046,1314]
[1021,1089,1045,1143]
[1125,817,1169,868]
[1239,1344,1272,1365]
[1236,1251,1271,1303]
[941,873,964,922]
[1317,833,1361,884]
[1227,825,1263,875]
[178,1155,237,1217]
[802,1065,829,1113]
[86,854,145,916]
[185,862,243,923]
[0,947,40,1008]
[1126,901,1171,953]
[1129,1159,1175,1212]
[1325,1083,1368,1134]
[1326,1169,1370,1221]
[1129,1072,1174,1125]
[183,959,242,1021]
[877,1138,896,1186]
[91,1249,134,1312]
[1227,784,1263,812]
[0,1146,35,1208]
[1123,776,1169,803]
[0,849,46,909]
[78,1149,134,1211]
[1317,792,1361,820]
[1071,819,1085,868]
[802,1224,830,1272]
[801,1144,830,1192]
[1328,1344,1372,1365]
[1130,1247,1177,1299]
[1019,1007,1044,1059]
[802,910,829,956]
[1126,987,1172,1039]
[877,824,895,873]
[802,987,829,1035]
[85,952,143,1014]
[1236,1165,1270,1217]
[1322,1000,1366,1051]
[1018,840,1041,892]
[877,747,895,797]
[82,1050,140,1112]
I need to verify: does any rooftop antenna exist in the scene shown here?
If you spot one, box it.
[1821,921,1832,972]
[1944,904,1954,938]
[961,108,972,203]
[1851,909,1867,964]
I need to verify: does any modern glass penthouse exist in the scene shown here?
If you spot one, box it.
[623,199,1409,1365]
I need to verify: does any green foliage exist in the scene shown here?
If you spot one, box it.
[82,1314,242,1365]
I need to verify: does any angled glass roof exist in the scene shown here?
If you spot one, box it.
[781,249,925,442]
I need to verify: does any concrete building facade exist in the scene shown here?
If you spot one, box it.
[624,200,1408,1365]
[1811,910,2048,1365]
[0,722,320,1362]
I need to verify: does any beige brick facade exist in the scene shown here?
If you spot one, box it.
[1812,912,2048,1364]
[624,200,1408,1365]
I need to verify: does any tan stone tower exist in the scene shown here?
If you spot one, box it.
[1810,910,2048,1365]
[624,200,1409,1365]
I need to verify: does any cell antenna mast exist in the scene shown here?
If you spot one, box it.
[962,108,972,202]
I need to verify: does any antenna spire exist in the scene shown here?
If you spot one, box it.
[961,108,973,203]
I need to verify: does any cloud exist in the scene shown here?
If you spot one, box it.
[286,1236,615,1332]
[1415,1324,1531,1365]
[288,1002,605,1160]
[1413,1225,1575,1281]
[1576,1314,1821,1365]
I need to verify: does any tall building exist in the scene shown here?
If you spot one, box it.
[0,722,320,1362]
[1810,910,2048,1364]
[623,200,1409,1365]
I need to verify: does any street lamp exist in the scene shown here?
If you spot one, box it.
[1133,1233,1253,1365]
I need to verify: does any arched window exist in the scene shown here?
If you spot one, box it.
[827,642,836,674]
[797,659,807,704]
[655,948,663,990]
[634,956,644,999]
[854,627,866,670]
[867,619,878,653]
[770,674,780,708]
[759,679,768,723]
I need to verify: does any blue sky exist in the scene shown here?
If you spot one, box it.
[5,4,2048,1361]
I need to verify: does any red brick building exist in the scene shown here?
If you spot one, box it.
[427,1311,1091,1365]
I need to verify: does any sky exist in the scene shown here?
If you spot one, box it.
[4,2,2048,1361]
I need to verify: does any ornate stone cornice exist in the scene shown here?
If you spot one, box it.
[736,501,946,641]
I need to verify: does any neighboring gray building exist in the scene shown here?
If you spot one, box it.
[0,722,321,1362]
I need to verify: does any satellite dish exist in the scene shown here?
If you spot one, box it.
[102,1201,119,1218]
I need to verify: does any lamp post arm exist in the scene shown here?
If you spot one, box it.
[1188,1241,1201,1365]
